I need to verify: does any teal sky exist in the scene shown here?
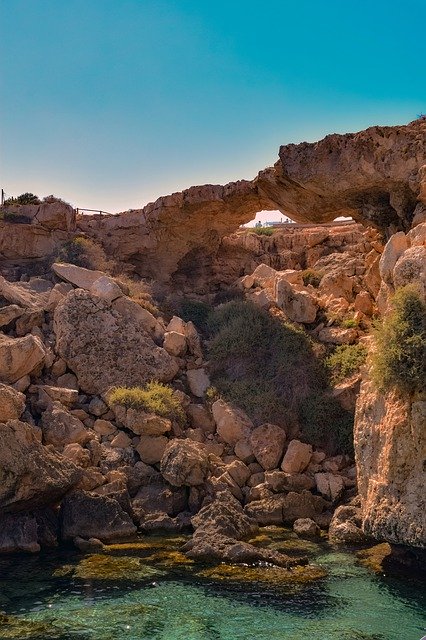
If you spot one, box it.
[0,0,425,213]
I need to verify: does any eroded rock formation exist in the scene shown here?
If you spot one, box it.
[75,119,425,282]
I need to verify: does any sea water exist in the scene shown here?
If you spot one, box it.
[0,533,424,640]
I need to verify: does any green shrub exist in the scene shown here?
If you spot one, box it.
[3,192,41,206]
[2,211,32,224]
[372,285,426,394]
[301,269,323,288]
[326,343,367,383]
[250,227,275,236]
[114,275,159,316]
[108,382,185,425]
[208,299,353,452]
[299,394,354,454]
[179,299,212,333]
[341,317,359,329]
[56,236,112,272]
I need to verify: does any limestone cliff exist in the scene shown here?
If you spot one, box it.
[76,118,425,282]
[354,225,426,548]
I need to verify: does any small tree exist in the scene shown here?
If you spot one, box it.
[3,192,40,206]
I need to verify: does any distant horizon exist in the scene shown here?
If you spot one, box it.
[1,1,424,214]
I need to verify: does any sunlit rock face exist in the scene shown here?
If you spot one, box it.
[257,119,426,229]
[77,119,425,282]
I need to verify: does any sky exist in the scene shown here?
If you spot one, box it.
[0,0,425,218]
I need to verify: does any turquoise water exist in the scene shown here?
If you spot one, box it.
[0,533,424,640]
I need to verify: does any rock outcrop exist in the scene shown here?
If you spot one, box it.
[74,120,425,282]
[0,420,81,513]
[54,289,178,394]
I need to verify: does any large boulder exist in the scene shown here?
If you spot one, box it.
[41,402,91,448]
[184,490,309,567]
[52,263,106,289]
[0,420,81,512]
[0,384,25,422]
[249,423,286,470]
[0,334,46,383]
[212,399,253,446]
[281,439,313,473]
[60,490,137,542]
[274,278,317,323]
[245,491,326,526]
[54,289,179,394]
[0,513,40,553]
[160,439,209,487]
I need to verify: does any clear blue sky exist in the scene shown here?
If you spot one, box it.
[0,0,424,213]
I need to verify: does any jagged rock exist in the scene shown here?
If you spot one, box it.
[275,278,317,323]
[54,289,179,394]
[318,326,358,344]
[379,231,409,285]
[245,491,326,525]
[111,296,162,338]
[41,401,91,448]
[354,291,374,315]
[329,504,369,544]
[90,275,123,302]
[52,262,106,289]
[392,245,426,291]
[226,460,251,487]
[110,431,132,448]
[88,396,108,416]
[354,378,426,547]
[315,472,345,503]
[0,334,46,383]
[0,513,40,553]
[293,518,321,538]
[136,435,168,465]
[0,304,24,327]
[187,368,210,397]
[0,419,81,512]
[249,423,286,470]
[62,443,91,468]
[132,483,187,522]
[94,419,116,436]
[187,404,215,433]
[120,409,172,436]
[251,263,277,289]
[264,470,315,493]
[163,331,187,356]
[281,440,313,473]
[160,439,209,487]
[0,384,25,422]
[212,399,253,446]
[234,438,255,463]
[37,385,78,407]
[60,490,137,542]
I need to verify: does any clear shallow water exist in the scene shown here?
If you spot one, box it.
[0,533,424,640]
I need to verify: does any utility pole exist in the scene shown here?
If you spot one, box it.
[1,189,4,206]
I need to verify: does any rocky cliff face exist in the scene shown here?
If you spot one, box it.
[354,224,426,548]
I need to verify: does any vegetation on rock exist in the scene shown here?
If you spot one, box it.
[2,192,41,206]
[207,300,353,451]
[301,269,323,288]
[56,236,111,272]
[108,382,185,425]
[372,285,426,394]
[326,344,367,383]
